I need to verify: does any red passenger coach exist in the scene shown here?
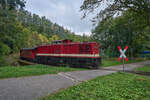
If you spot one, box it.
[20,39,101,68]
[20,48,36,61]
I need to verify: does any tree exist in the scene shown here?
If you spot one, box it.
[81,0,150,25]
[0,42,10,55]
[81,0,150,57]
[0,42,11,66]
[38,34,49,44]
[49,35,59,43]
[0,0,25,10]
[0,9,29,52]
[16,10,73,39]
[92,10,150,57]
[27,31,43,47]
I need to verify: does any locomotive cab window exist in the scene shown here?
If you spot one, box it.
[52,40,62,44]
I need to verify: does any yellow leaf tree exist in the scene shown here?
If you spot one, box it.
[49,34,59,43]
[38,34,49,43]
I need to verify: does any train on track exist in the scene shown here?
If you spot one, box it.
[20,39,101,68]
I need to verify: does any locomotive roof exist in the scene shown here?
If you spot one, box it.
[39,41,98,46]
[21,48,35,50]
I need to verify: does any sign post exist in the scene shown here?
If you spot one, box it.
[123,58,124,72]
[117,46,128,72]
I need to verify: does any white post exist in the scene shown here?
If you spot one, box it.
[123,58,125,72]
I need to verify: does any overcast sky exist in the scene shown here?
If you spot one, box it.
[25,0,95,36]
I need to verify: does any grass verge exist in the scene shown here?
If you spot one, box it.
[41,72,150,100]
[102,58,146,67]
[0,65,85,79]
[135,65,150,72]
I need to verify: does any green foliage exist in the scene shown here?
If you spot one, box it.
[67,33,91,42]
[17,10,91,42]
[142,27,150,49]
[17,10,71,39]
[0,0,25,10]
[0,42,10,65]
[42,73,150,100]
[0,9,30,52]
[81,0,150,58]
[81,0,150,25]
[0,0,91,66]
[0,42,10,55]
[92,10,150,57]
[49,34,59,43]
[0,64,85,79]
[135,66,150,72]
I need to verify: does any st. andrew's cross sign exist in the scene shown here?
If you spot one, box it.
[117,46,128,61]
[117,46,128,72]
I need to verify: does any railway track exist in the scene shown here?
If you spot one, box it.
[18,60,150,76]
[18,59,36,65]
[125,71,150,76]
[100,67,150,76]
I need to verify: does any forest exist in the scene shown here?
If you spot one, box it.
[0,0,90,66]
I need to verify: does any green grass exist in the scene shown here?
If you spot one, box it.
[0,58,146,79]
[135,65,150,72]
[42,73,150,100]
[0,65,85,79]
[102,58,146,67]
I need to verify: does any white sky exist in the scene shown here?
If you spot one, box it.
[25,0,96,36]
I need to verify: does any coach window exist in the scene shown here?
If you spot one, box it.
[58,41,61,44]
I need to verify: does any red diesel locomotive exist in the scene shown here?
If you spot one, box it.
[20,39,101,68]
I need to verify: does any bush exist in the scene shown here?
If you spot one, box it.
[0,43,11,66]
[0,42,10,55]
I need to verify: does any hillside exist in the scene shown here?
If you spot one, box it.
[0,1,90,66]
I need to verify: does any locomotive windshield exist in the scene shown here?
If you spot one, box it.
[52,39,72,44]
[52,40,62,44]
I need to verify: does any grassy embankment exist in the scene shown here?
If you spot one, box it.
[135,65,150,72]
[102,58,146,67]
[0,65,85,79]
[41,72,150,100]
[0,58,147,79]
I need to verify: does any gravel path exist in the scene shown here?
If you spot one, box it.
[0,60,149,100]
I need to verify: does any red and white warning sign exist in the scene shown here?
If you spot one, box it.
[117,46,128,61]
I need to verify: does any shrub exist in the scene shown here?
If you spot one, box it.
[0,42,10,55]
[0,43,11,66]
